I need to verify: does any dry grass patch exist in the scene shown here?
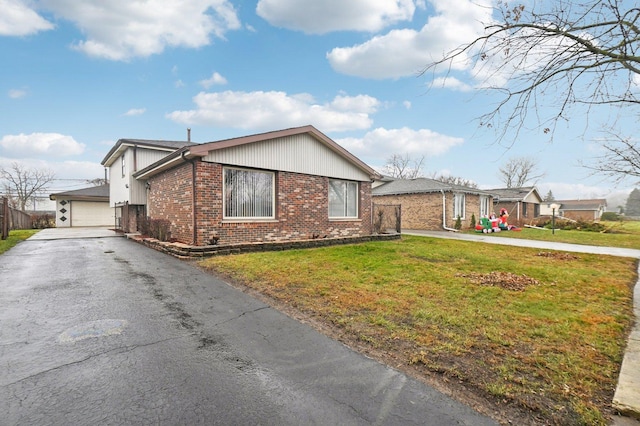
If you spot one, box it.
[199,235,636,425]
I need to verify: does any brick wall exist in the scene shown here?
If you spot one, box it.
[147,163,194,243]
[147,160,373,246]
[373,192,487,230]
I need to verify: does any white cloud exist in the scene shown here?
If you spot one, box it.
[39,0,241,60]
[0,0,54,36]
[175,79,185,88]
[0,133,85,158]
[123,108,145,116]
[8,89,27,99]
[167,90,379,132]
[336,127,464,161]
[256,0,416,34]
[327,0,492,79]
[431,76,473,92]
[200,72,228,89]
[403,101,412,109]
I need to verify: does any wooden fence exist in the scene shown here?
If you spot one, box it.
[0,197,33,239]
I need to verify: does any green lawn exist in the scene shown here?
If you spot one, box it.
[200,234,638,425]
[0,229,38,255]
[468,220,640,249]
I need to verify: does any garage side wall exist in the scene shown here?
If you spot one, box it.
[373,193,444,230]
[373,192,487,230]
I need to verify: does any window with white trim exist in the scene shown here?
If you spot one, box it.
[480,195,490,217]
[453,193,465,219]
[223,167,274,219]
[121,154,126,177]
[329,179,358,218]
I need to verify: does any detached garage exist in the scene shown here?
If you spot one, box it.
[49,184,114,227]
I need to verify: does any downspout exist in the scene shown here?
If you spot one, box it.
[440,190,459,232]
[182,151,197,245]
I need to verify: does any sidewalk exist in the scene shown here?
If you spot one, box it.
[403,230,640,422]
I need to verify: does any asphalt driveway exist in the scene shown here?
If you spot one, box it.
[0,228,496,425]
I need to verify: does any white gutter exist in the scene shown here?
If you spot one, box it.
[441,190,459,232]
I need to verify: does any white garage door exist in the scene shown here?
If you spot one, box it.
[71,201,114,227]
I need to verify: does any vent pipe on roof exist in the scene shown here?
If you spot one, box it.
[187,128,191,142]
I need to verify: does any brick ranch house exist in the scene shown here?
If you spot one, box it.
[487,186,543,226]
[101,125,380,246]
[372,177,495,231]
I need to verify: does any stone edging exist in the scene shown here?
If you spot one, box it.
[127,233,401,258]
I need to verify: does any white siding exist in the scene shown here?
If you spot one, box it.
[202,134,371,181]
[109,146,173,207]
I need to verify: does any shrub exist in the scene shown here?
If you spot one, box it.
[454,215,462,230]
[139,217,172,241]
[470,213,477,230]
[31,213,55,229]
[600,212,619,221]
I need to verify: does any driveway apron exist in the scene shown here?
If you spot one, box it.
[0,229,496,425]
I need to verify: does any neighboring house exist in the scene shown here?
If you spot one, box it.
[101,139,198,232]
[101,125,379,246]
[488,187,542,226]
[540,199,607,221]
[372,177,495,231]
[49,184,113,227]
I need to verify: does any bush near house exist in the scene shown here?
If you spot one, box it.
[139,217,172,242]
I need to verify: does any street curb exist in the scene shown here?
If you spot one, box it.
[613,262,640,420]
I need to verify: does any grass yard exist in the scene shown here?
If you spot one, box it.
[479,220,640,249]
[0,229,38,255]
[200,235,637,425]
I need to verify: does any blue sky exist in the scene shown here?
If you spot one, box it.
[0,0,636,207]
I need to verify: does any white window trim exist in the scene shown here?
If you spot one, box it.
[222,166,275,221]
[453,192,466,220]
[480,195,489,217]
[329,179,359,219]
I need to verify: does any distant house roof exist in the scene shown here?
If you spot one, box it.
[50,184,109,201]
[557,199,607,211]
[488,186,541,203]
[101,139,198,167]
[372,177,494,196]
[133,125,380,180]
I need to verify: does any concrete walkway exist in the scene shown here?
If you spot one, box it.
[27,227,121,240]
[403,230,640,422]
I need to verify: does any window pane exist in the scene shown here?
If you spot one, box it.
[346,182,357,217]
[329,180,345,217]
[224,168,273,218]
[329,180,358,218]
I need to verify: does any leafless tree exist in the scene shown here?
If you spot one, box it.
[430,173,478,188]
[498,156,545,188]
[86,177,108,186]
[582,133,640,184]
[383,154,425,179]
[0,162,56,211]
[422,1,640,181]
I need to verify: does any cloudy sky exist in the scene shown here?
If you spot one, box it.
[0,0,636,206]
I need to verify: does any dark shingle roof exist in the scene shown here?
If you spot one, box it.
[557,199,607,211]
[50,184,109,200]
[373,178,493,196]
[487,187,539,202]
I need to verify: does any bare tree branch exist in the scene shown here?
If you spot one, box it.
[0,162,56,211]
[383,154,425,179]
[421,1,640,180]
[498,156,545,188]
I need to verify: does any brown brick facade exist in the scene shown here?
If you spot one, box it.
[147,160,372,246]
[373,192,488,230]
